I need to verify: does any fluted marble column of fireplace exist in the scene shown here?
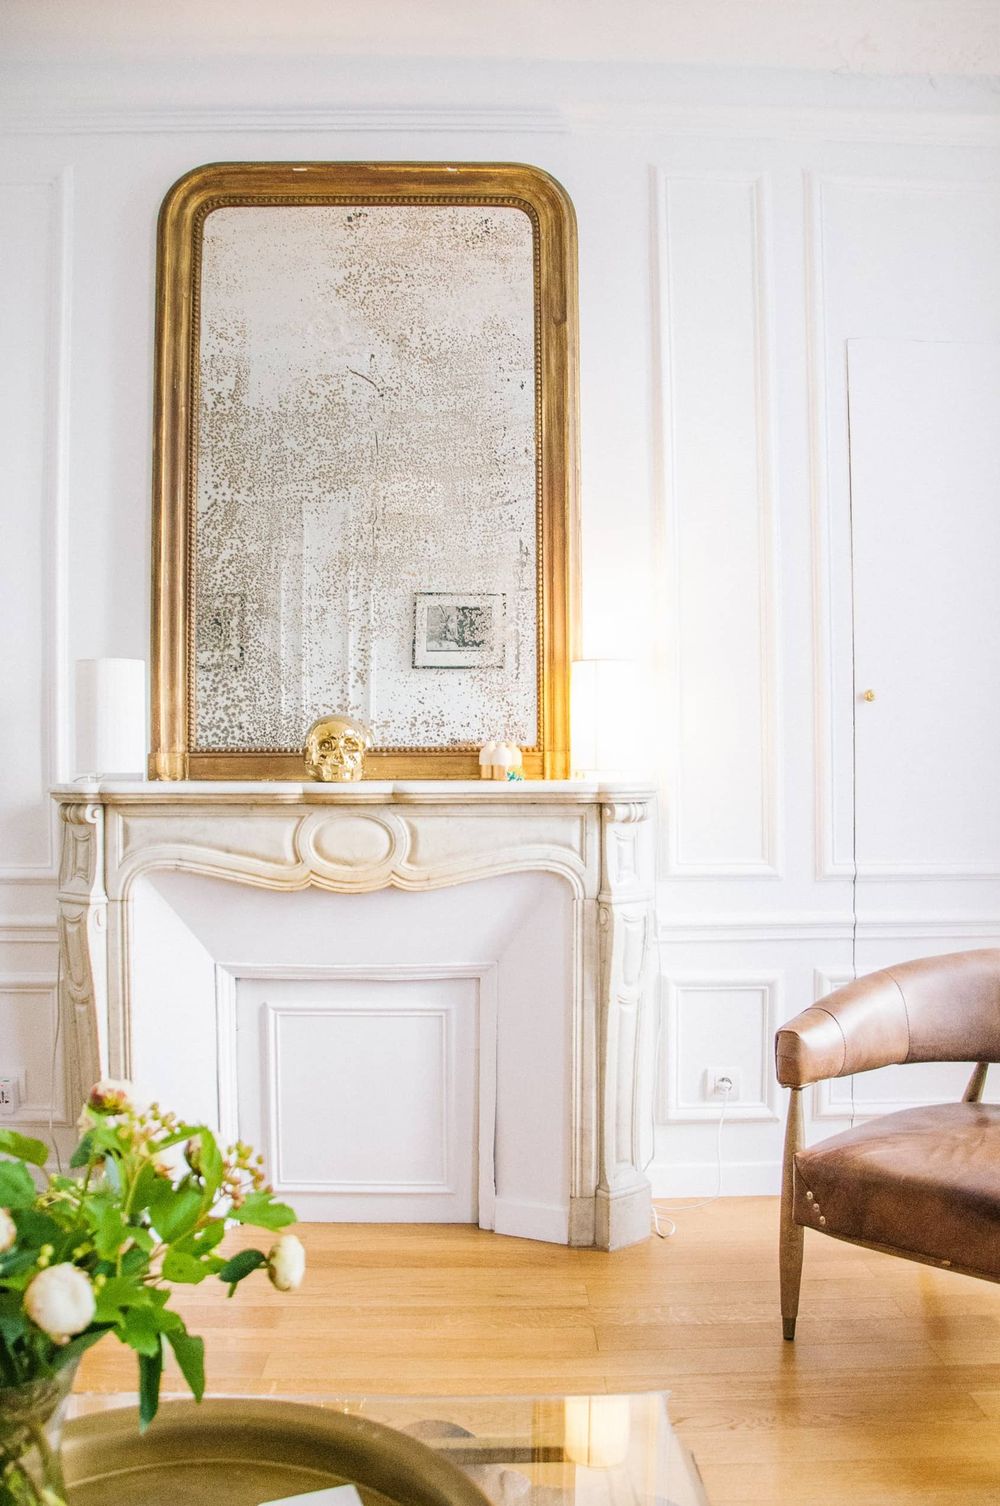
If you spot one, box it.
[52,780,656,1249]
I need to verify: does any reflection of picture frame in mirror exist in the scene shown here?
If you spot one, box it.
[149,161,578,780]
[413,593,505,670]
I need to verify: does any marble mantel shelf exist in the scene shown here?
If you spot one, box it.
[54,778,652,804]
[51,778,657,1250]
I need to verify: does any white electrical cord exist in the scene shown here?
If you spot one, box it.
[651,1079,733,1239]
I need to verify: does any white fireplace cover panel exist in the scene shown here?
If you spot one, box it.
[129,869,571,1236]
[235,974,482,1222]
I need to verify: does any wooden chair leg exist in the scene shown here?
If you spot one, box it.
[780,1086,805,1340]
[963,1062,989,1103]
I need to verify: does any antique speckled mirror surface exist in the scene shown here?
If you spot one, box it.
[150,162,578,780]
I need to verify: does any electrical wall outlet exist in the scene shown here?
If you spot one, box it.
[0,1076,21,1116]
[703,1068,740,1101]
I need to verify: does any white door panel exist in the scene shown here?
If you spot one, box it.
[848,339,1000,874]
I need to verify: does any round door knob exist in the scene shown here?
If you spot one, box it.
[862,689,876,702]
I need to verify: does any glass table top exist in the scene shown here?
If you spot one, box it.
[69,1391,709,1506]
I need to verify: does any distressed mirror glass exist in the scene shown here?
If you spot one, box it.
[150,163,577,780]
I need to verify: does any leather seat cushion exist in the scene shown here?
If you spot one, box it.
[793,1102,1000,1279]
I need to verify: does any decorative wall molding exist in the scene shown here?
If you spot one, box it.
[0,976,68,1127]
[2,99,999,148]
[0,923,59,945]
[656,970,781,1123]
[0,167,71,886]
[658,912,1000,943]
[653,169,782,879]
[567,103,1000,147]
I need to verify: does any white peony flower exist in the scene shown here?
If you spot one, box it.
[24,1263,96,1343]
[267,1233,306,1292]
[0,1208,16,1253]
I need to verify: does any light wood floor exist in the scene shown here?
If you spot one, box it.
[78,1198,1000,1505]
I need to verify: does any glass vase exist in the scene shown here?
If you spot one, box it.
[0,1360,78,1506]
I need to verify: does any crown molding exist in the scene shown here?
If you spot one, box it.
[566,101,1000,145]
[3,98,1000,146]
[0,103,569,136]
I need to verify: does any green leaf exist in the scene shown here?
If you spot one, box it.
[0,1160,38,1210]
[120,1304,164,1357]
[69,1131,95,1169]
[92,1275,153,1321]
[0,1290,28,1349]
[0,1131,48,1168]
[120,1244,149,1276]
[166,1327,205,1401]
[138,1340,163,1431]
[12,1209,61,1248]
[128,1224,155,1255]
[230,1192,296,1231]
[90,1201,128,1262]
[173,1220,226,1258]
[182,1128,224,1203]
[147,1183,203,1244]
[127,1161,162,1217]
[161,1250,207,1285]
[217,1247,267,1296]
[83,1122,129,1159]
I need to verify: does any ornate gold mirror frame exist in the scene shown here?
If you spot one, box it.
[150,162,578,780]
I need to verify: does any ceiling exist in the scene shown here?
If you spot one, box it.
[3,0,999,76]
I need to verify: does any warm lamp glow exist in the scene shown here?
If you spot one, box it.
[570,658,640,777]
[563,1395,631,1469]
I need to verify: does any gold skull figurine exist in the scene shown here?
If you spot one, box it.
[303,715,374,783]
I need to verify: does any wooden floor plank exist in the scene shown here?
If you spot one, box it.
[76,1198,1000,1505]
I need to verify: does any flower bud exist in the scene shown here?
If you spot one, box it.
[87,1078,134,1115]
[24,1263,96,1343]
[267,1233,305,1292]
[0,1208,16,1253]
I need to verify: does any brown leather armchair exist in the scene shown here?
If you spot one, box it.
[774,949,1000,1339]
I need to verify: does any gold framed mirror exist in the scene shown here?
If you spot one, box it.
[149,162,578,780]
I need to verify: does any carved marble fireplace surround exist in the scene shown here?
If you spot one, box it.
[53,780,656,1250]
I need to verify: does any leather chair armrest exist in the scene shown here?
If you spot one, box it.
[775,973,910,1087]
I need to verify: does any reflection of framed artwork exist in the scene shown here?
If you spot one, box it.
[413,593,505,669]
[150,161,578,780]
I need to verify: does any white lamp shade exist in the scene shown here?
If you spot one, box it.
[571,658,640,777]
[75,659,146,777]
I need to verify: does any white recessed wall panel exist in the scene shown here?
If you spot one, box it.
[0,981,67,1126]
[657,172,777,874]
[0,176,66,881]
[658,974,779,1123]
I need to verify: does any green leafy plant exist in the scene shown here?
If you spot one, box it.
[0,1079,304,1454]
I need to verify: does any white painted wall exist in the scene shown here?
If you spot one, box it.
[2,1,1000,1195]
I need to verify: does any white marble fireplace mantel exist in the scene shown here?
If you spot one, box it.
[52,779,656,1249]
